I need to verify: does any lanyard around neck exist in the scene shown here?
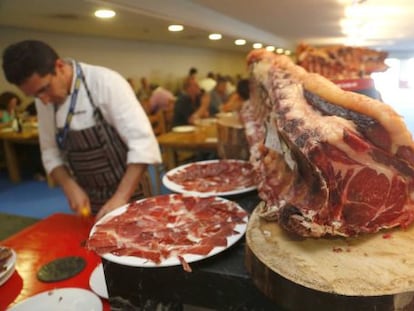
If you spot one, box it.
[56,62,82,149]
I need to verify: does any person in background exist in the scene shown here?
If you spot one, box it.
[199,71,217,93]
[0,91,21,126]
[172,78,209,127]
[187,67,198,82]
[209,76,228,115]
[2,40,161,220]
[136,77,152,103]
[225,75,236,96]
[148,84,175,115]
[220,79,250,113]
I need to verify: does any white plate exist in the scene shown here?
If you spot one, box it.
[8,288,102,311]
[162,159,257,197]
[0,248,16,286]
[89,263,108,299]
[172,125,195,133]
[89,195,248,268]
[194,118,216,125]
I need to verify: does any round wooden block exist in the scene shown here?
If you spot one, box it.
[245,207,414,310]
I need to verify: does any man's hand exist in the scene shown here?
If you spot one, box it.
[62,179,91,216]
[95,163,148,221]
[50,165,91,216]
[95,196,126,221]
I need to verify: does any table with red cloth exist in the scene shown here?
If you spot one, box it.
[0,213,110,310]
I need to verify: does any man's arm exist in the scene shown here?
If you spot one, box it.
[50,165,90,215]
[96,163,147,220]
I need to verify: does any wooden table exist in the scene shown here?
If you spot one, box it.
[0,127,39,183]
[1,213,110,310]
[157,128,218,169]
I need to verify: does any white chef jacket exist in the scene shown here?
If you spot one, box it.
[35,60,162,174]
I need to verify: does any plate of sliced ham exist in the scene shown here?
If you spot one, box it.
[163,159,257,197]
[87,194,248,272]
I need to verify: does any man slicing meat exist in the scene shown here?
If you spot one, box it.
[2,40,161,220]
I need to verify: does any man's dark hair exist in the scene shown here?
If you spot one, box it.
[2,40,59,85]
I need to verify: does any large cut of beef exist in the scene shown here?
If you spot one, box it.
[241,49,414,237]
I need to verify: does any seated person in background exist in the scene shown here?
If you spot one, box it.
[172,78,210,127]
[0,91,21,126]
[220,79,250,113]
[209,77,228,115]
[24,100,37,119]
[199,71,217,93]
[148,84,176,115]
[137,76,152,102]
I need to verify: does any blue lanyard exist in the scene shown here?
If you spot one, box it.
[56,62,83,149]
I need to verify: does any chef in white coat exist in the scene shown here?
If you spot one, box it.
[2,40,161,220]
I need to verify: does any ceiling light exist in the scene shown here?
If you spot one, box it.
[266,46,275,52]
[168,25,184,32]
[276,48,284,54]
[94,9,116,19]
[209,33,222,40]
[235,39,246,46]
[253,43,263,49]
[284,50,292,56]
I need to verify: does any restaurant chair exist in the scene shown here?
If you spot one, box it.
[0,145,6,171]
[148,110,168,195]
[161,107,174,132]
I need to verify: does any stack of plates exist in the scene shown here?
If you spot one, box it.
[0,247,16,286]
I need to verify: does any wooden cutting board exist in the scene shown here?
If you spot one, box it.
[245,207,414,310]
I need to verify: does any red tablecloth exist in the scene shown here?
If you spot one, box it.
[0,213,110,310]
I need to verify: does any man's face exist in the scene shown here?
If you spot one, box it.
[19,59,69,105]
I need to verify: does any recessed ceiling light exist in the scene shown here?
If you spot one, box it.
[276,48,284,54]
[94,9,116,19]
[253,43,263,49]
[168,24,184,32]
[266,46,275,52]
[284,50,292,56]
[209,33,222,40]
[235,39,246,46]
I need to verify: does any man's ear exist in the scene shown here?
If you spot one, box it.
[54,58,66,73]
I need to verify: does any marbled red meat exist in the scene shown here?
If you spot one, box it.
[241,49,414,237]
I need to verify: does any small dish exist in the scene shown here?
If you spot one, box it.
[89,263,108,299]
[172,125,196,133]
[8,288,102,311]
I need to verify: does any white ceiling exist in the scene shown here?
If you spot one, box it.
[1,0,413,56]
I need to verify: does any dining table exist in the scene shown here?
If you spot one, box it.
[1,213,110,311]
[156,124,218,170]
[0,125,39,183]
[0,123,55,187]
